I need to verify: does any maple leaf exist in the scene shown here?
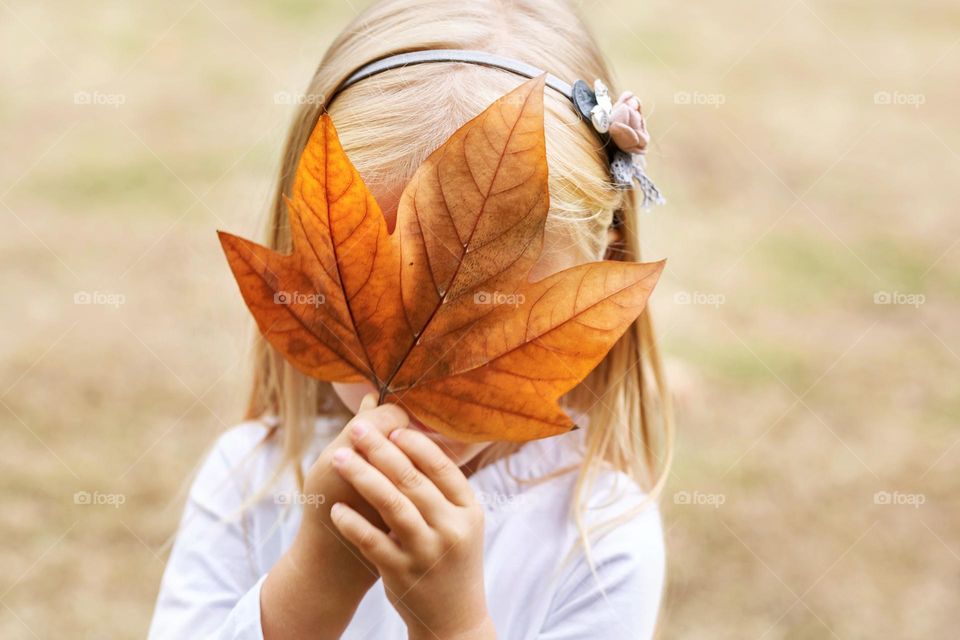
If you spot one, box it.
[218,75,664,442]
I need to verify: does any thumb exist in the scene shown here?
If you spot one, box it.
[357,392,378,413]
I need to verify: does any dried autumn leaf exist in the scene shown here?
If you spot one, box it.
[218,75,664,443]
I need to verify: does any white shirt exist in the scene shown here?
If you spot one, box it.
[148,418,665,639]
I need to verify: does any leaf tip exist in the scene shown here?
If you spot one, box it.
[216,228,243,250]
[645,258,668,286]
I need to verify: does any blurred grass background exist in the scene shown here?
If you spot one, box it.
[1,0,958,638]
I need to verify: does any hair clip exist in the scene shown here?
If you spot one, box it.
[572,79,665,208]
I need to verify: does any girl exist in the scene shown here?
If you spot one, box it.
[149,0,672,638]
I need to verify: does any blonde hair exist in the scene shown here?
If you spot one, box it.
[244,0,673,549]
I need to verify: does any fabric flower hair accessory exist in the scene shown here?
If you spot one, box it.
[609,91,649,154]
[572,79,665,208]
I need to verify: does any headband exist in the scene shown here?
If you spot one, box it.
[327,49,665,208]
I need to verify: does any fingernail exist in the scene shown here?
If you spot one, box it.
[351,422,368,439]
[389,429,402,442]
[332,447,350,465]
[330,502,343,516]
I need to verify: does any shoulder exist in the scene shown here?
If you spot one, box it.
[478,430,665,588]
[540,470,666,638]
[188,415,343,513]
[585,468,665,540]
[187,420,280,515]
[487,429,665,545]
[584,470,666,588]
[471,431,666,637]
[206,420,275,464]
[554,467,665,576]
[197,420,277,480]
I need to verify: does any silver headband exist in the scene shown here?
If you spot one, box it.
[327,49,665,208]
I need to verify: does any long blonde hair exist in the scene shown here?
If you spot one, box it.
[243,0,673,545]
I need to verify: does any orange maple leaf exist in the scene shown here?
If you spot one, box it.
[218,75,664,442]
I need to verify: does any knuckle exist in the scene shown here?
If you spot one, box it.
[356,530,377,550]
[416,533,445,563]
[464,504,484,526]
[379,492,407,515]
[429,457,452,477]
[436,520,464,544]
[363,432,385,453]
[397,466,423,490]
[450,523,470,544]
[443,510,481,544]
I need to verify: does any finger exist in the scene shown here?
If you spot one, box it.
[332,446,428,540]
[346,402,410,438]
[310,403,410,485]
[330,502,403,569]
[388,429,475,507]
[349,422,448,522]
[358,392,378,413]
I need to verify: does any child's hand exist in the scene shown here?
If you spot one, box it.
[296,393,404,558]
[261,393,410,639]
[330,423,497,640]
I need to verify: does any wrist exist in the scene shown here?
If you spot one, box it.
[260,527,376,639]
[291,523,378,597]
